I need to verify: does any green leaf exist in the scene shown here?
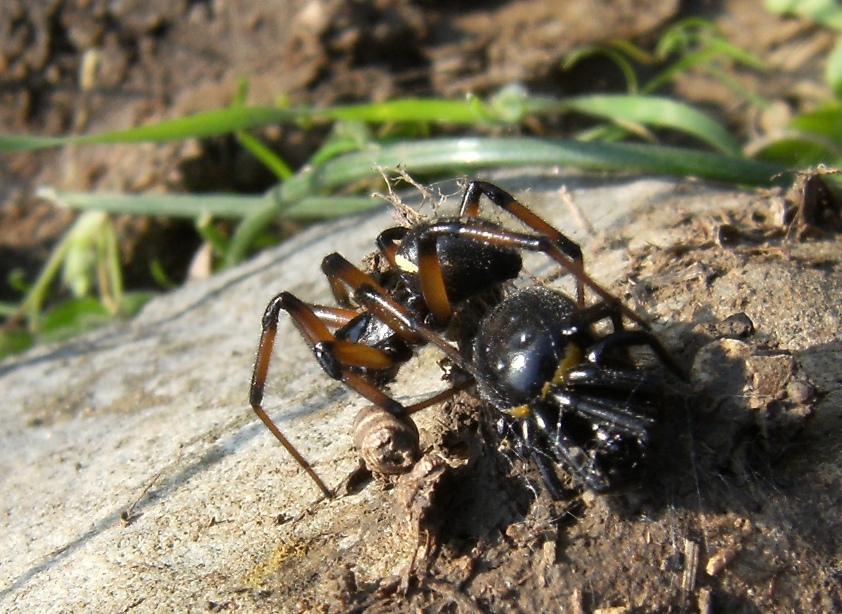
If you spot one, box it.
[150,260,177,289]
[39,188,267,218]
[789,101,842,142]
[0,329,34,359]
[752,135,842,167]
[7,269,30,293]
[765,0,842,31]
[119,291,156,316]
[322,99,483,123]
[39,297,112,342]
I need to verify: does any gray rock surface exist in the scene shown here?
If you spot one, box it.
[1,171,839,612]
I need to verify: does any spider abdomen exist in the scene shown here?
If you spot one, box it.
[395,217,523,304]
[472,286,593,410]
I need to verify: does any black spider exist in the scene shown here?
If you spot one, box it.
[472,285,682,496]
[249,180,683,499]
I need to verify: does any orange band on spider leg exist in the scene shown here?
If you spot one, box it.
[504,204,590,308]
[332,340,399,369]
[327,275,352,306]
[356,283,472,373]
[309,304,359,328]
[284,297,335,344]
[506,201,559,234]
[379,243,398,269]
[418,237,451,322]
[460,195,481,216]
[249,326,277,406]
[506,200,585,258]
[323,255,429,343]
[323,253,389,296]
[572,255,586,307]
[354,284,424,344]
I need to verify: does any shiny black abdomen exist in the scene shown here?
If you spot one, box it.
[396,217,523,304]
[471,286,594,410]
[335,312,413,384]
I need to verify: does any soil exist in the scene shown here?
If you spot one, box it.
[0,0,835,298]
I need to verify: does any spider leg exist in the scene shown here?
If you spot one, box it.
[526,405,595,497]
[321,253,477,376]
[310,304,364,327]
[548,387,658,438]
[250,291,418,498]
[565,364,662,397]
[255,291,411,413]
[249,295,338,498]
[416,230,452,324]
[321,247,476,413]
[543,387,658,493]
[412,220,649,329]
[460,180,587,306]
[403,378,473,416]
[328,227,412,307]
[249,300,359,414]
[561,301,685,380]
[520,419,569,500]
[586,330,687,380]
[567,299,626,334]
[375,226,409,270]
[322,253,424,344]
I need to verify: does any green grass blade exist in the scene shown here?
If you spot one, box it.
[700,64,771,109]
[224,202,281,267]
[0,99,485,153]
[39,187,383,222]
[825,34,842,96]
[2,93,740,156]
[0,107,301,151]
[319,99,483,123]
[236,131,294,180]
[271,137,788,208]
[47,137,790,223]
[703,36,767,69]
[563,45,641,94]
[512,96,741,155]
[39,188,268,218]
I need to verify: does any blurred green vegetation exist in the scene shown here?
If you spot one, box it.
[1,14,840,358]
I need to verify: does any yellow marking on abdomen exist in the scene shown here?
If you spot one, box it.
[541,343,583,397]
